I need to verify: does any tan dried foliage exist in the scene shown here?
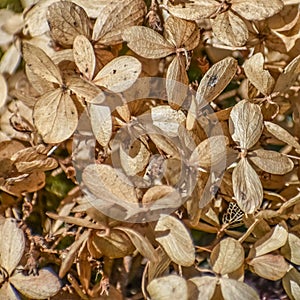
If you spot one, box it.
[1,0,300,299]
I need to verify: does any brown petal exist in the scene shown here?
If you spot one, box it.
[91,229,135,258]
[0,282,20,300]
[151,105,186,137]
[120,140,150,176]
[82,164,139,204]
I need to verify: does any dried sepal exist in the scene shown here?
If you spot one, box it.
[151,105,186,137]
[220,278,259,300]
[123,26,174,59]
[0,282,20,300]
[0,74,7,109]
[58,230,90,278]
[47,1,91,47]
[281,233,300,265]
[166,55,189,109]
[23,0,56,36]
[11,145,58,173]
[282,267,300,300]
[73,35,95,80]
[243,53,275,96]
[93,56,142,93]
[149,133,180,158]
[210,11,249,46]
[164,16,199,51]
[14,157,57,173]
[155,214,195,266]
[142,186,182,213]
[25,65,53,95]
[248,254,289,281]
[65,74,104,103]
[147,275,188,300]
[248,223,288,258]
[89,104,112,147]
[229,100,263,149]
[92,229,135,258]
[210,237,244,275]
[2,171,46,197]
[274,54,300,92]
[33,89,78,143]
[167,0,219,20]
[120,140,150,176]
[147,247,171,282]
[196,57,237,109]
[264,121,300,151]
[232,157,263,213]
[0,218,25,275]
[249,149,294,175]
[82,164,138,204]
[231,0,284,21]
[22,42,62,85]
[189,135,229,168]
[188,276,218,300]
[116,226,157,262]
[10,268,61,299]
[92,0,146,45]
